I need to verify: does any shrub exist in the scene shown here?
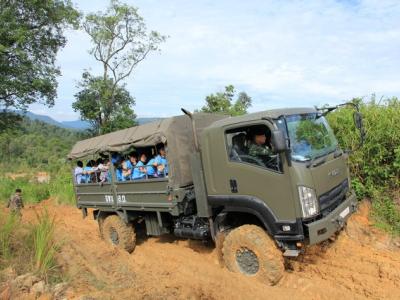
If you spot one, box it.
[328,97,400,197]
[328,96,400,234]
[32,210,58,280]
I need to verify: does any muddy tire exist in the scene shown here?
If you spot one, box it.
[215,231,227,266]
[102,215,136,253]
[222,225,284,285]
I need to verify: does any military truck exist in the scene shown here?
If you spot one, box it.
[68,105,364,285]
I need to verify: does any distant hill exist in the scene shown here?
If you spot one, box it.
[16,111,164,130]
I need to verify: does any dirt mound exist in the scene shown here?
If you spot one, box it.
[12,200,400,299]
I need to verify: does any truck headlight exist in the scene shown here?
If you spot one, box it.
[298,186,319,218]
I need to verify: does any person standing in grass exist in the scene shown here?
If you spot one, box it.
[7,188,24,217]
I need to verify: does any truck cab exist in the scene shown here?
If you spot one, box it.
[200,108,357,252]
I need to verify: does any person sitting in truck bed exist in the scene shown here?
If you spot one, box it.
[98,158,110,182]
[154,145,168,177]
[146,156,158,178]
[74,161,84,184]
[122,153,137,181]
[83,161,94,183]
[115,160,125,182]
[132,153,147,180]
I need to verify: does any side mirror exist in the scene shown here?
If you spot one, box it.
[271,130,287,153]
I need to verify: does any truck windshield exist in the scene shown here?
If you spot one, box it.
[283,113,338,162]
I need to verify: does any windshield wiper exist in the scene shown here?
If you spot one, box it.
[306,155,327,168]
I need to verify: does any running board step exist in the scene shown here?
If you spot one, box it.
[283,249,300,257]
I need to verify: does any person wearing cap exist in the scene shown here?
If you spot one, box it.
[7,188,24,217]
[248,127,273,159]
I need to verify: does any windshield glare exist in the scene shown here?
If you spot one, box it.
[280,113,338,161]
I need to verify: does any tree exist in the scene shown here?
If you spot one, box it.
[73,72,136,134]
[201,85,252,116]
[76,0,166,134]
[0,0,80,110]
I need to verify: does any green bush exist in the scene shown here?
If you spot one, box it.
[0,176,50,204]
[328,97,400,197]
[49,166,76,205]
[328,96,400,234]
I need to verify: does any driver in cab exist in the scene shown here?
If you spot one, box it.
[248,127,273,162]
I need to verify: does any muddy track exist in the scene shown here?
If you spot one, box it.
[21,200,400,299]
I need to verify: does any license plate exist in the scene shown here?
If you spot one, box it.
[339,206,350,218]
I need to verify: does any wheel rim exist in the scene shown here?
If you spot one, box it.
[109,227,119,245]
[235,247,260,275]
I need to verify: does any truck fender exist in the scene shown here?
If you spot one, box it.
[208,195,303,239]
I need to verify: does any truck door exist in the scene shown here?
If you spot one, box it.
[204,122,297,222]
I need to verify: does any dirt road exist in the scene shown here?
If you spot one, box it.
[21,200,400,300]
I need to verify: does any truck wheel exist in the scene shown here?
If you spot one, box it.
[102,215,136,253]
[222,225,284,285]
[215,231,227,266]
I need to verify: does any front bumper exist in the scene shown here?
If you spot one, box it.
[306,191,357,245]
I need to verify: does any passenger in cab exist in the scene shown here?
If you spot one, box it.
[248,127,273,159]
[155,146,168,177]
[132,153,147,180]
[74,161,84,184]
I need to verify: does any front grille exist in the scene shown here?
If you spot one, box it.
[319,179,348,217]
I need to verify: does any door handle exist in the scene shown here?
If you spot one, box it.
[230,179,238,193]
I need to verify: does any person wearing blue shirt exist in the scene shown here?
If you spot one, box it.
[132,153,147,180]
[146,157,158,178]
[154,146,168,177]
[122,153,137,180]
[83,161,93,183]
[115,162,125,182]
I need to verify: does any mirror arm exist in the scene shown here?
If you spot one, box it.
[317,102,365,152]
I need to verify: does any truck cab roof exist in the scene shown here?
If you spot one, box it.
[207,107,317,129]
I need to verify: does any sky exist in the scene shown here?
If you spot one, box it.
[30,0,400,121]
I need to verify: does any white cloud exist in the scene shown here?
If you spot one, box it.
[30,0,400,121]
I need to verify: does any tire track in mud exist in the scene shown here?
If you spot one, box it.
[22,200,400,300]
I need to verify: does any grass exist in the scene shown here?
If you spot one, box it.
[0,213,18,262]
[0,165,75,206]
[0,210,60,282]
[371,190,400,236]
[32,210,58,280]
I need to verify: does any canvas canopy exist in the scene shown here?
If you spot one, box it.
[68,113,228,188]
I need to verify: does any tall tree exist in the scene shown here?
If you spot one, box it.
[75,0,166,134]
[201,85,252,116]
[0,0,80,110]
[72,72,136,134]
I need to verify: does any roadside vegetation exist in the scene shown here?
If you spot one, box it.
[0,210,60,282]
[328,96,400,235]
[0,117,80,206]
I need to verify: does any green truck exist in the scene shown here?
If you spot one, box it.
[68,105,364,285]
